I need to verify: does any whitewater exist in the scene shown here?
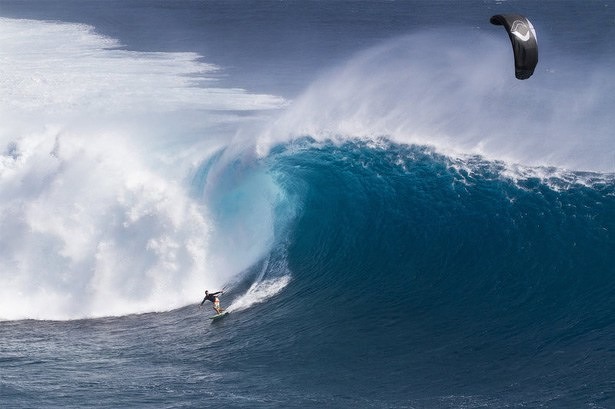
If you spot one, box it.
[0,15,290,319]
[1,1,615,407]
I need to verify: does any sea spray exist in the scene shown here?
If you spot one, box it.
[259,31,615,173]
[0,17,286,320]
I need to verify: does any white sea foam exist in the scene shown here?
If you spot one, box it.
[0,128,214,319]
[0,18,287,320]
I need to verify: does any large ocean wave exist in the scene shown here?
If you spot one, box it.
[1,16,613,324]
[2,8,615,407]
[216,139,615,405]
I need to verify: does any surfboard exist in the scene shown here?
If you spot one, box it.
[209,311,229,321]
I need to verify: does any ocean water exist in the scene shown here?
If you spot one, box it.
[1,1,615,407]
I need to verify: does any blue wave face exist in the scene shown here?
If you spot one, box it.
[271,140,615,314]
[242,139,615,400]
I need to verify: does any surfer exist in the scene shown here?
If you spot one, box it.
[200,290,224,314]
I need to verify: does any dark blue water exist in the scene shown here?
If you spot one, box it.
[2,1,615,408]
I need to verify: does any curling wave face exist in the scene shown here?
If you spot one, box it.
[213,139,615,405]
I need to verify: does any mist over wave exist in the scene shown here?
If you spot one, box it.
[260,30,615,173]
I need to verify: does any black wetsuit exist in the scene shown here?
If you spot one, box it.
[200,291,222,306]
